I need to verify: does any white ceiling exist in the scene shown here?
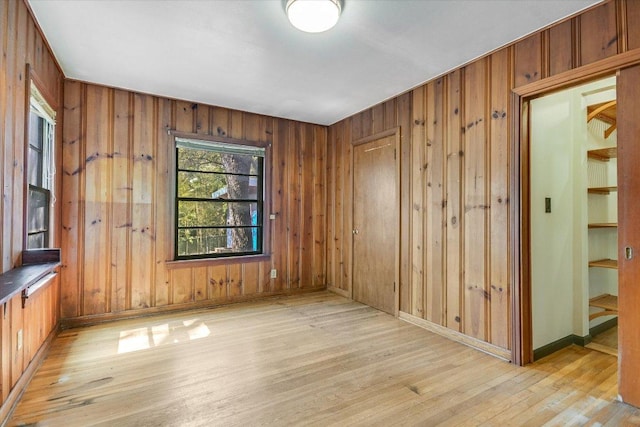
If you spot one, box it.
[29,0,601,126]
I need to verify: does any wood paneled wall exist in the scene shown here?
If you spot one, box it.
[61,81,327,320]
[0,0,64,416]
[326,0,639,353]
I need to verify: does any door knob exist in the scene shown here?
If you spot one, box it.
[352,229,359,235]
[625,246,633,260]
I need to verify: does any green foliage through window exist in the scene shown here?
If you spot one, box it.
[175,137,264,259]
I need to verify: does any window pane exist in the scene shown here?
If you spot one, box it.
[177,227,260,257]
[29,113,44,149]
[28,233,46,250]
[28,187,49,233]
[178,201,258,228]
[28,147,43,187]
[177,147,222,172]
[178,171,258,200]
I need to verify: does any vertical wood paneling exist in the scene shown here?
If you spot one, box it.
[410,86,426,318]
[2,0,17,272]
[154,98,172,307]
[425,79,445,325]
[271,118,288,291]
[83,85,110,315]
[488,49,511,349]
[462,59,489,342]
[287,124,301,289]
[627,0,640,50]
[60,83,327,319]
[514,33,542,88]
[548,20,574,76]
[111,90,132,313]
[130,94,155,309]
[300,124,314,288]
[446,69,463,331]
[61,82,82,318]
[579,1,619,66]
[313,126,326,287]
[397,92,412,313]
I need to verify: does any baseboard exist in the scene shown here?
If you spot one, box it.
[533,333,591,361]
[590,317,618,337]
[327,285,350,299]
[533,318,619,361]
[61,287,327,329]
[398,311,512,361]
[0,324,60,426]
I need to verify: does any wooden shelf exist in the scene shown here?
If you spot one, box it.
[589,293,618,320]
[587,186,617,195]
[587,100,617,139]
[587,147,617,161]
[588,223,618,228]
[588,258,618,269]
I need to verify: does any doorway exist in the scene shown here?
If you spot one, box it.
[529,76,618,359]
[352,130,399,315]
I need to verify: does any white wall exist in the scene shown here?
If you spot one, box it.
[530,76,616,350]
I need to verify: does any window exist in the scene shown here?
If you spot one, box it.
[175,137,265,259]
[26,83,56,249]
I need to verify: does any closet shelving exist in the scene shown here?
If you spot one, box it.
[586,100,618,322]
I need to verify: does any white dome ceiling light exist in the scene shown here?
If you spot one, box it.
[286,0,343,33]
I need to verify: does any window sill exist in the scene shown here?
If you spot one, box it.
[165,254,271,270]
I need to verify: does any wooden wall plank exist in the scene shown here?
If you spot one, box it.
[313,126,327,288]
[410,86,426,318]
[300,124,314,288]
[61,82,82,318]
[397,92,412,313]
[0,0,8,275]
[488,49,511,349]
[425,79,445,325]
[514,33,542,88]
[83,85,111,315]
[579,1,618,66]
[462,58,488,342]
[10,295,22,388]
[2,0,17,272]
[287,123,301,289]
[154,98,173,307]
[110,89,132,313]
[228,263,242,297]
[208,264,227,301]
[548,20,574,76]
[130,94,155,309]
[271,119,288,291]
[445,69,463,331]
[12,1,27,269]
[627,0,640,50]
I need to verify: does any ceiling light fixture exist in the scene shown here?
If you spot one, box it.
[286,0,342,33]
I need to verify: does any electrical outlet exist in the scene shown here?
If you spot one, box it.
[17,329,23,351]
[269,214,276,220]
[270,269,277,279]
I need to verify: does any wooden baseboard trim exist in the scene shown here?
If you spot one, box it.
[61,287,327,329]
[533,334,592,361]
[327,286,350,299]
[590,317,618,337]
[398,311,511,362]
[0,324,60,425]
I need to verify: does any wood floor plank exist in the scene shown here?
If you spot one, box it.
[7,292,640,426]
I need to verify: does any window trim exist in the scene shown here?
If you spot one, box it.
[170,131,272,262]
[23,64,58,252]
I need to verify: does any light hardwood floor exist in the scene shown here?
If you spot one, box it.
[7,292,640,426]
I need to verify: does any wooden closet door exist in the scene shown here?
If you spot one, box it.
[617,64,640,408]
[352,134,398,315]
